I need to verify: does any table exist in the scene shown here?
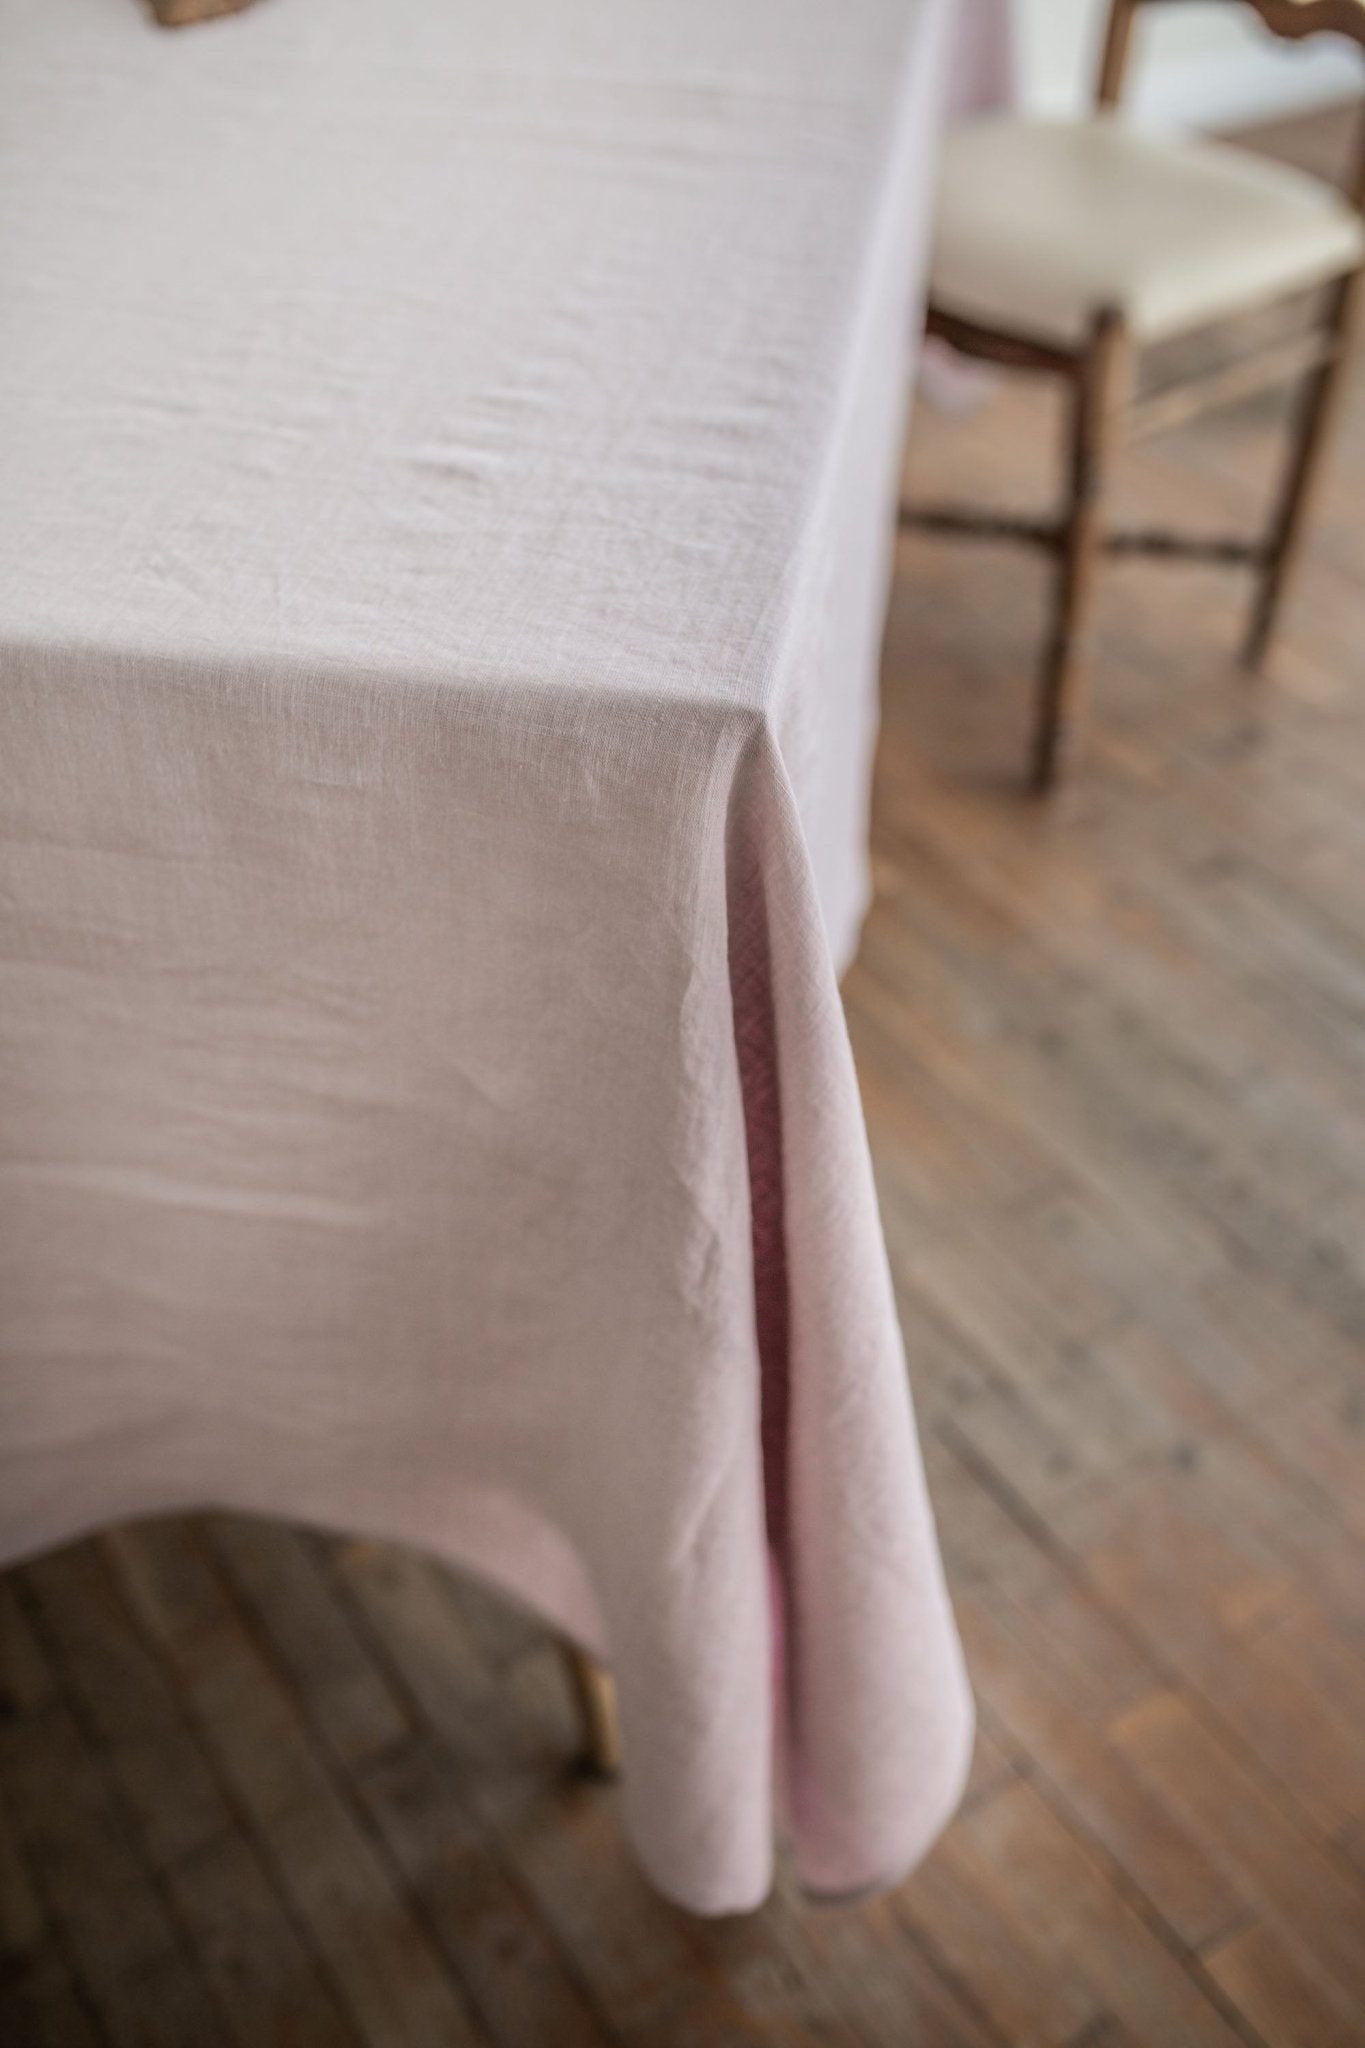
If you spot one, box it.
[0,0,983,1913]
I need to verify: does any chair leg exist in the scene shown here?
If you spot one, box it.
[557,1639,621,1779]
[1243,270,1360,671]
[1031,311,1127,793]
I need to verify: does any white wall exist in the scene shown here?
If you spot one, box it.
[1013,0,1361,130]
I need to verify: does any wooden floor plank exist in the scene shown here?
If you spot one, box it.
[910,1778,1251,2048]
[895,1817,1107,2048]
[168,1830,367,2048]
[0,1943,106,2048]
[1112,1691,1365,2021]
[1203,1919,1364,2048]
[104,1525,489,2048]
[0,1682,105,2048]
[19,1540,361,2048]
[1054,1438,1365,1773]
[203,1518,413,1772]
[22,1543,233,1874]
[751,1887,1010,2048]
[207,1514,616,2048]
[0,1582,233,2048]
[956,1591,1247,1954]
[353,1734,614,2048]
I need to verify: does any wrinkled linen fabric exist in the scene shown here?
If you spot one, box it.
[0,0,978,1911]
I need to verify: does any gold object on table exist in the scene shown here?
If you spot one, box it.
[148,0,259,26]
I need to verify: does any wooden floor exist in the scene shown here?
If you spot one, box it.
[5,108,1365,2048]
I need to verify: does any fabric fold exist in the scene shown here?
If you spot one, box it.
[728,727,974,1903]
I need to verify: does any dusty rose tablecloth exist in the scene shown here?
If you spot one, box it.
[0,0,991,1912]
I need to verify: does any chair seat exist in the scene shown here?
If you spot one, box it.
[930,113,1365,349]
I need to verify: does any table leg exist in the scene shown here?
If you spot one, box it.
[557,1640,621,1779]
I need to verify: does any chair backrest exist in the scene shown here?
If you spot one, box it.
[1095,0,1365,204]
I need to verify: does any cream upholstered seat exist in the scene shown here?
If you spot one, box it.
[931,113,1365,348]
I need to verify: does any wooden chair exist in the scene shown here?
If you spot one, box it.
[901,0,1365,790]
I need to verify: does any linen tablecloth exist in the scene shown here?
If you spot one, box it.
[0,0,977,1913]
